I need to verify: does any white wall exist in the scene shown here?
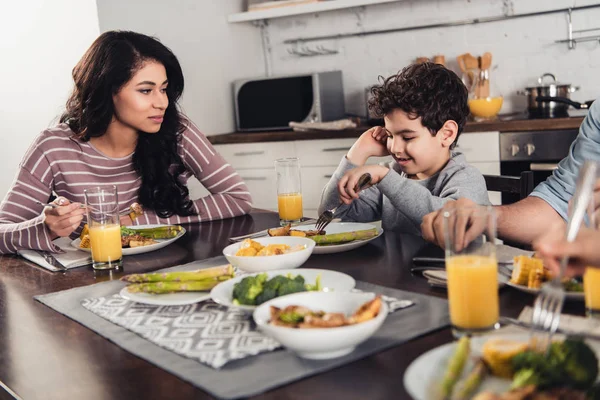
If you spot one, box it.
[263,0,600,117]
[0,0,99,199]
[95,0,265,136]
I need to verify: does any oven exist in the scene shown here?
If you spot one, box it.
[499,129,579,204]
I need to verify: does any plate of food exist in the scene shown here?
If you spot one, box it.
[506,255,584,301]
[72,224,186,256]
[404,333,600,400]
[266,222,383,255]
[210,268,356,312]
[119,264,234,306]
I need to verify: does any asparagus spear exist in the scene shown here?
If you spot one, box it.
[452,358,488,400]
[310,228,378,245]
[121,264,234,283]
[121,225,182,239]
[439,336,471,400]
[127,278,229,294]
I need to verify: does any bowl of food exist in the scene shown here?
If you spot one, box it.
[222,237,315,273]
[253,291,388,360]
[210,269,356,312]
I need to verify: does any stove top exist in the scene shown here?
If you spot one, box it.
[498,109,589,121]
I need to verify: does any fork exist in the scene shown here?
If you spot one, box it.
[529,161,597,352]
[314,173,372,232]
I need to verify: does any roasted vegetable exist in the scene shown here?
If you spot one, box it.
[310,228,378,245]
[452,358,489,400]
[438,336,470,399]
[268,224,291,236]
[120,225,182,239]
[121,265,234,283]
[127,280,225,294]
[481,338,528,378]
[511,255,541,285]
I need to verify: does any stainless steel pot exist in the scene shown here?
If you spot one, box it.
[518,73,579,118]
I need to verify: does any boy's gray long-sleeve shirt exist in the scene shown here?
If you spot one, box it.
[317,152,490,235]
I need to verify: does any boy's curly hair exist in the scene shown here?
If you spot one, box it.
[368,62,469,149]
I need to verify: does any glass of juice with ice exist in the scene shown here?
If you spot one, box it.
[84,185,123,270]
[443,205,499,337]
[275,158,303,226]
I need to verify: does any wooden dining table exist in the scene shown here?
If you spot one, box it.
[0,210,586,400]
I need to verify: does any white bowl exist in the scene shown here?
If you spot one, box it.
[210,269,356,312]
[253,291,388,360]
[222,236,315,273]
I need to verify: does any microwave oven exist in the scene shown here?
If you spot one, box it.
[233,71,345,131]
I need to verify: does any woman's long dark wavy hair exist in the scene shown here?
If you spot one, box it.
[60,30,195,218]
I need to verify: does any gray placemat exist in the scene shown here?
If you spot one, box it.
[35,256,450,399]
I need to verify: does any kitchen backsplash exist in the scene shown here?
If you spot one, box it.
[264,0,600,117]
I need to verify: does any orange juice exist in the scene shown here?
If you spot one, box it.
[278,193,303,221]
[584,267,600,313]
[446,255,499,330]
[468,97,503,119]
[89,224,122,262]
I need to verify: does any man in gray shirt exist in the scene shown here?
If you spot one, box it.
[318,63,490,235]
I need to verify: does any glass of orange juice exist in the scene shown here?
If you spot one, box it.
[584,268,600,318]
[84,186,122,270]
[275,157,303,226]
[444,206,499,337]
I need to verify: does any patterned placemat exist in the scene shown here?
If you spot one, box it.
[81,291,413,369]
[35,256,450,399]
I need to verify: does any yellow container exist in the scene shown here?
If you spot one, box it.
[446,255,499,330]
[468,96,504,119]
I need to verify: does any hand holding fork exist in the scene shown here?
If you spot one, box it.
[314,173,372,232]
[530,161,597,352]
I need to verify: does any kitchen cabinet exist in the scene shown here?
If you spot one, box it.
[213,131,501,217]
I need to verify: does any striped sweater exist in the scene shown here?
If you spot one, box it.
[0,120,252,254]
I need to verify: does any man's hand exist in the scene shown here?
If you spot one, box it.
[533,224,600,277]
[338,165,388,205]
[346,127,389,166]
[421,198,488,251]
[43,197,87,239]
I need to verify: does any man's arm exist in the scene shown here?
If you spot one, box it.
[495,196,565,244]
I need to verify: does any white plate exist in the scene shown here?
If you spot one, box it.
[210,269,356,312]
[119,286,210,306]
[505,281,584,301]
[405,332,600,399]
[293,222,383,254]
[71,224,186,256]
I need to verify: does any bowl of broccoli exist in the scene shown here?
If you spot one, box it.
[222,236,316,273]
[210,269,356,312]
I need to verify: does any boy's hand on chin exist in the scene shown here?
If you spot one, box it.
[346,127,389,166]
[338,165,389,205]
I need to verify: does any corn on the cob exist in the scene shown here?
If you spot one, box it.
[528,264,545,289]
[511,255,539,285]
[79,234,91,249]
[481,339,529,378]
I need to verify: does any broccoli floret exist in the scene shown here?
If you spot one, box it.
[511,350,563,389]
[255,286,278,305]
[277,279,306,296]
[232,274,267,305]
[511,369,543,389]
[293,275,305,285]
[304,274,322,291]
[263,275,289,292]
[562,278,584,292]
[550,338,599,389]
[278,311,305,324]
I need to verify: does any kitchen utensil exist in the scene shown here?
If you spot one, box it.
[535,96,594,110]
[518,73,579,118]
[315,173,371,232]
[529,161,597,352]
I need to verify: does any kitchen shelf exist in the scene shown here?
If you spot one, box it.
[227,0,401,23]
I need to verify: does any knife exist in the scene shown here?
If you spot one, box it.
[499,316,600,342]
[39,251,68,271]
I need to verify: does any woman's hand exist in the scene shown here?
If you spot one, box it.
[337,165,388,205]
[346,127,389,166]
[533,224,600,277]
[43,197,87,239]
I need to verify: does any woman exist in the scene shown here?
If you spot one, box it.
[0,31,252,254]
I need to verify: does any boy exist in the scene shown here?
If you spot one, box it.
[318,62,490,235]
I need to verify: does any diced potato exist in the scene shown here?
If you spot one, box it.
[256,244,290,256]
[268,224,291,236]
[235,247,259,257]
[289,230,307,237]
